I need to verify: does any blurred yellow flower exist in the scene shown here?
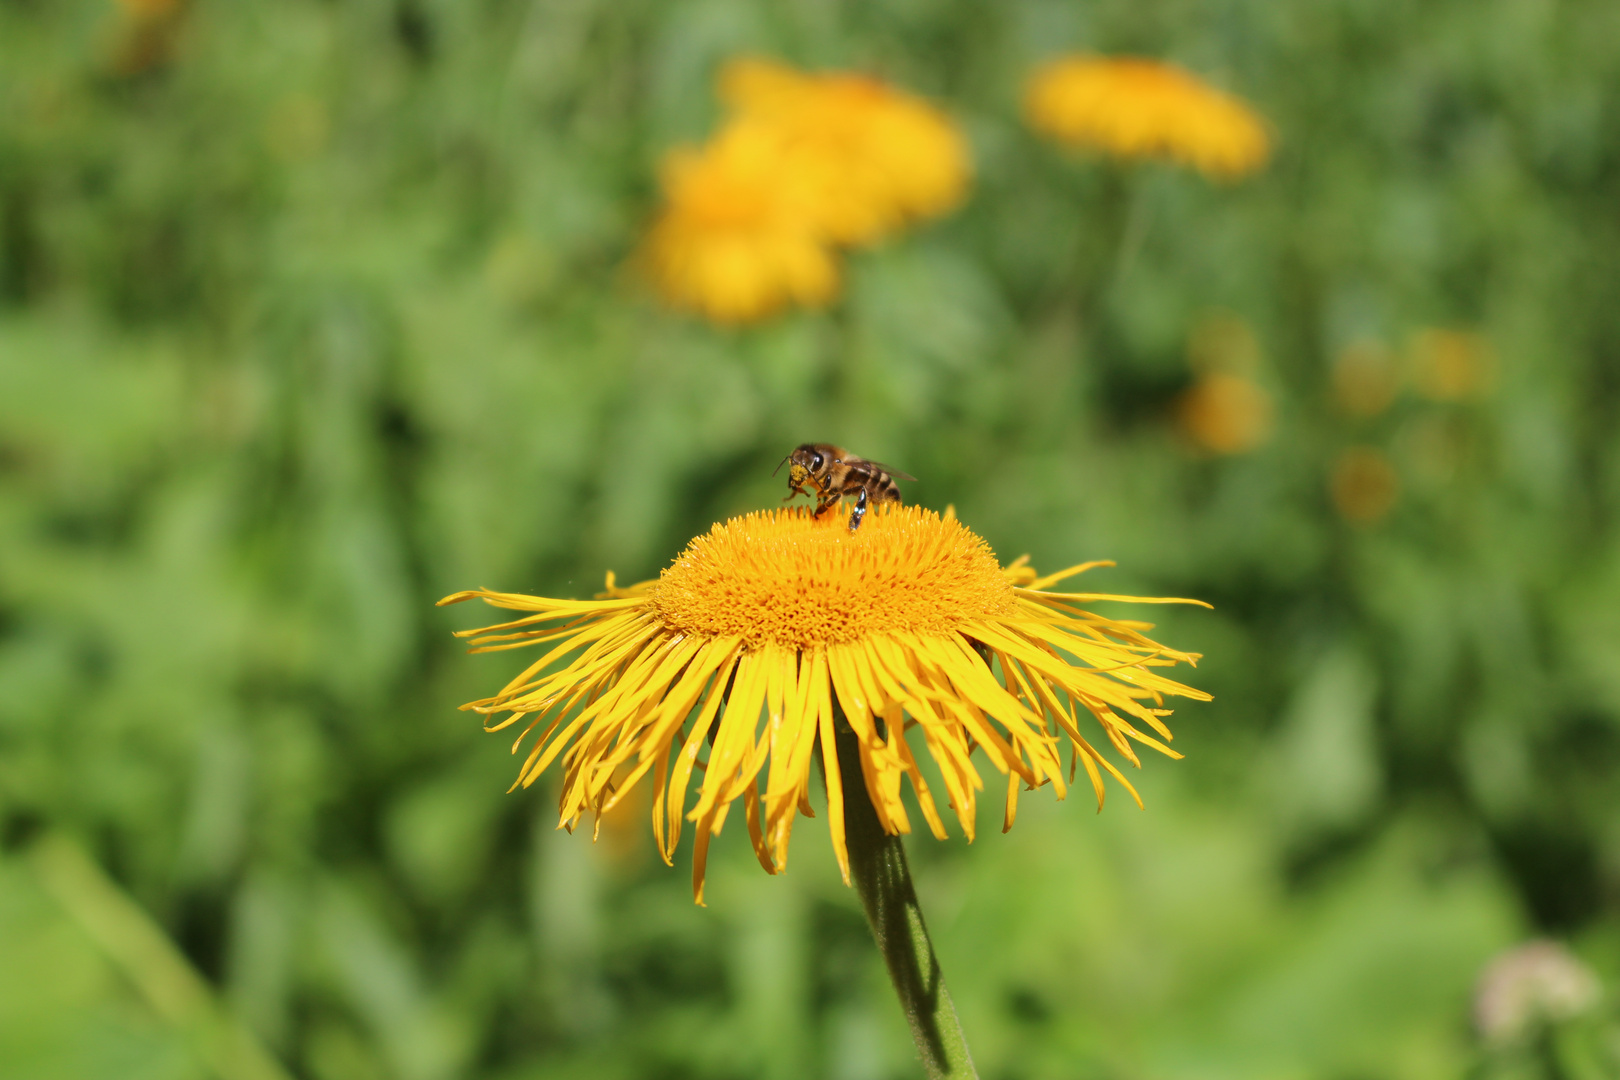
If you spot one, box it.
[1025,56,1270,179]
[1187,310,1262,377]
[719,57,971,245]
[442,505,1207,903]
[1410,328,1495,401]
[108,0,186,75]
[638,123,841,325]
[1333,340,1400,418]
[1176,373,1274,454]
[638,57,971,323]
[1331,446,1399,524]
[116,0,183,19]
[595,776,651,869]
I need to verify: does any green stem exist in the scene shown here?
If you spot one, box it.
[833,720,978,1079]
[28,833,295,1080]
[1104,166,1150,299]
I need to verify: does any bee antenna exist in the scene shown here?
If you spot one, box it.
[772,453,792,477]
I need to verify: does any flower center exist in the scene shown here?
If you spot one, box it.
[648,505,1018,648]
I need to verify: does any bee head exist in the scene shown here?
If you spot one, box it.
[780,445,829,499]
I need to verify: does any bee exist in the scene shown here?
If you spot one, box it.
[774,443,915,531]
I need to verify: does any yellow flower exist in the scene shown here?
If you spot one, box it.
[637,57,971,324]
[1176,373,1274,454]
[441,505,1208,903]
[117,0,184,19]
[718,57,972,246]
[1331,446,1400,524]
[638,123,841,325]
[1025,56,1270,179]
[1409,328,1495,401]
[1176,312,1275,454]
[1332,340,1400,418]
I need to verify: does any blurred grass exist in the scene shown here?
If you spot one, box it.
[2,1,1620,1078]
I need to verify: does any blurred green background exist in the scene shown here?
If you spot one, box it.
[3,1,1619,1078]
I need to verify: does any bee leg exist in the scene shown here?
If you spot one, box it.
[848,487,869,532]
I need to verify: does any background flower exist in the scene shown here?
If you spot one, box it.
[639,57,970,323]
[1025,55,1270,178]
[719,57,971,245]
[638,124,841,324]
[1176,373,1274,454]
[1475,940,1602,1046]
[1331,445,1401,524]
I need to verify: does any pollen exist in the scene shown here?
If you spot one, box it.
[650,506,1018,649]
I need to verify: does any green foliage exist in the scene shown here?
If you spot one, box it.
[2,1,1619,1078]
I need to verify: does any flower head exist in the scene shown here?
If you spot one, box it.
[1333,341,1400,418]
[117,0,184,18]
[719,57,971,245]
[638,123,841,325]
[1475,941,1601,1045]
[442,505,1207,903]
[1331,446,1399,524]
[1410,328,1495,401]
[637,57,971,324]
[1025,56,1269,179]
[1176,373,1274,454]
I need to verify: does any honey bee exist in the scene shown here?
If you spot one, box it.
[774,443,915,531]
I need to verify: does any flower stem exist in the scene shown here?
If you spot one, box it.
[833,720,978,1079]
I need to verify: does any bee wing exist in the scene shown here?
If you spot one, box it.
[864,460,916,483]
